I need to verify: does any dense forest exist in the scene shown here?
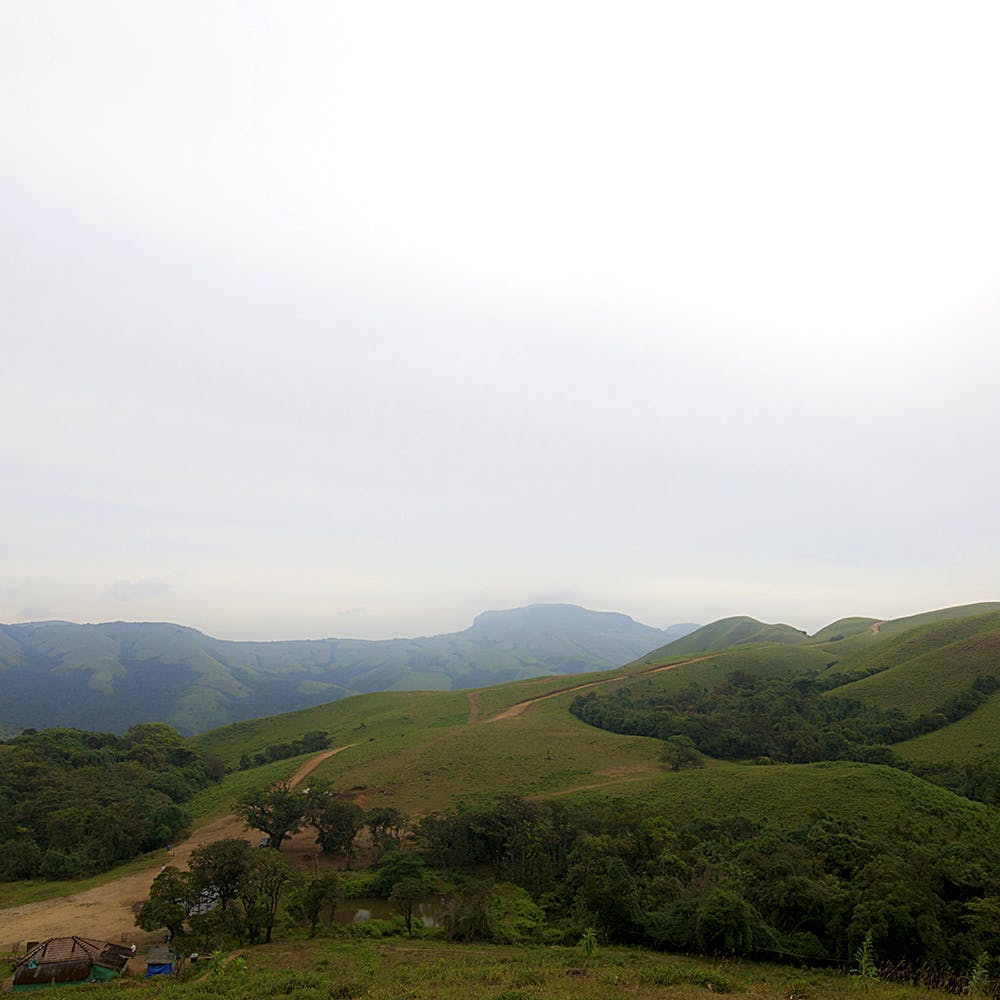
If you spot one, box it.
[410,793,1000,976]
[569,671,1000,803]
[0,725,223,880]
[138,785,1000,982]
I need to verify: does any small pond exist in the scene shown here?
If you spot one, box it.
[334,896,447,928]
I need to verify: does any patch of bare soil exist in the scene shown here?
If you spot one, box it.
[466,691,480,724]
[526,770,659,801]
[0,746,356,950]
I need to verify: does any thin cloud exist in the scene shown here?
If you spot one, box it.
[106,578,170,602]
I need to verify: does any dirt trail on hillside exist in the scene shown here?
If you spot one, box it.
[466,691,480,724]
[526,764,661,800]
[0,746,356,951]
[871,621,885,634]
[482,654,721,723]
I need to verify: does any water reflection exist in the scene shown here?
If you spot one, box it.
[334,896,446,928]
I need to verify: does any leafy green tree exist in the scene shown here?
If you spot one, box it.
[189,838,253,914]
[125,723,197,769]
[304,784,365,867]
[0,835,42,880]
[286,873,342,936]
[370,850,427,897]
[390,874,429,937]
[367,806,405,858]
[486,882,546,944]
[660,734,705,771]
[235,780,304,849]
[694,887,772,953]
[238,849,297,944]
[565,835,641,939]
[135,866,193,939]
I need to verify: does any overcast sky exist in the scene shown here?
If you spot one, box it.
[3,2,999,640]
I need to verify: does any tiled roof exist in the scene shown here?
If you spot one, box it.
[14,936,132,976]
[22,937,105,964]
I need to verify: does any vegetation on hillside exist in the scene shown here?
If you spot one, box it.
[129,774,1000,983]
[409,791,1000,973]
[569,669,1000,804]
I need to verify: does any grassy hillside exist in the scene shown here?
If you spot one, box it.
[10,937,961,1000]
[807,616,880,643]
[639,616,809,659]
[634,759,1000,845]
[893,694,1000,764]
[191,624,997,830]
[822,610,1000,716]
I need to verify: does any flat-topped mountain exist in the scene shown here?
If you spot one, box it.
[0,604,697,737]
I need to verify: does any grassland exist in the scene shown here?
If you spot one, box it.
[636,616,808,659]
[13,937,960,1000]
[186,603,1000,820]
[823,611,1000,716]
[894,696,1000,763]
[632,760,1000,844]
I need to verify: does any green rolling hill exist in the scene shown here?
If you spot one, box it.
[189,600,1000,814]
[636,615,809,658]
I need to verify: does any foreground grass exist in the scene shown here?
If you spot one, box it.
[18,937,957,1000]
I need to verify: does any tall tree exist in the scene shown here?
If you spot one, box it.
[286,873,342,936]
[367,805,405,858]
[188,838,253,913]
[239,850,297,944]
[304,783,365,867]
[235,780,304,849]
[135,866,193,939]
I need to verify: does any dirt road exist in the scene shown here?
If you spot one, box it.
[0,746,355,950]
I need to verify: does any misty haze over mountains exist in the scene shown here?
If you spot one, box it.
[0,604,699,737]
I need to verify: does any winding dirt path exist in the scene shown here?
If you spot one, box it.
[0,746,356,951]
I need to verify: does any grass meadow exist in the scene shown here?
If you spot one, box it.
[10,937,963,1000]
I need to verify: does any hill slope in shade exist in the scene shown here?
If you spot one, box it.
[0,605,695,737]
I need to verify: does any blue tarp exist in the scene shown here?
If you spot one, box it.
[145,964,173,978]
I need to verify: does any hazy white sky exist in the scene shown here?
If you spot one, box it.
[3,1,999,640]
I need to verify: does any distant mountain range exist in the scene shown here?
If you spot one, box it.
[0,604,699,736]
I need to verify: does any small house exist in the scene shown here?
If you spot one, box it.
[144,946,175,978]
[11,936,132,990]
